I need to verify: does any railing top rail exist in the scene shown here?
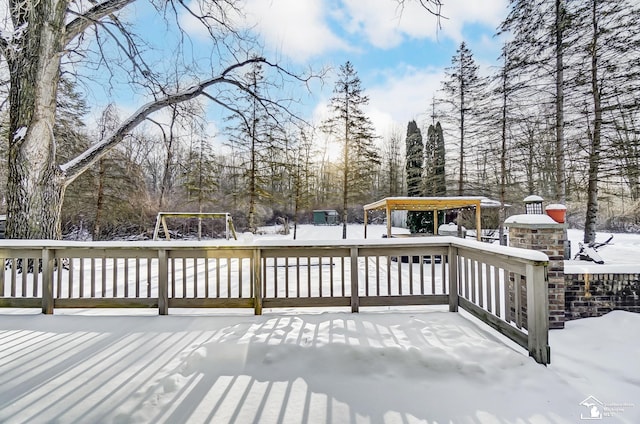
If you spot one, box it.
[451,238,549,264]
[0,236,548,264]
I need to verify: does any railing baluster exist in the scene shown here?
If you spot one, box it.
[295,257,300,297]
[135,257,140,298]
[408,256,413,295]
[205,258,210,298]
[101,257,107,298]
[514,272,522,329]
[113,258,118,297]
[91,258,96,298]
[0,257,5,297]
[307,256,311,296]
[182,258,187,298]
[249,258,254,298]
[375,256,380,296]
[477,261,483,308]
[273,257,278,298]
[262,256,267,298]
[147,258,152,298]
[318,256,323,297]
[169,257,174,298]
[285,257,290,298]
[493,266,500,317]
[341,257,345,297]
[227,258,231,298]
[52,257,59,298]
[33,260,40,297]
[420,255,424,294]
[397,257,402,295]
[68,258,73,298]
[503,268,510,321]
[430,255,435,295]
[216,257,221,298]
[441,254,446,295]
[330,257,335,297]
[465,258,471,299]
[364,256,369,296]
[124,258,129,298]
[193,258,198,298]
[386,256,391,296]
[10,258,15,297]
[485,264,492,312]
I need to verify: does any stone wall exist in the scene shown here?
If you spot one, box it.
[565,273,640,319]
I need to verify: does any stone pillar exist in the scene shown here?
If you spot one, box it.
[505,217,567,329]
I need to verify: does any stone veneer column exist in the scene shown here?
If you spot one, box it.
[505,219,567,330]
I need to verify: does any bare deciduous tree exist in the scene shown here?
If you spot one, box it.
[0,0,310,239]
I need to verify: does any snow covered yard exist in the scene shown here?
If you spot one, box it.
[0,225,638,423]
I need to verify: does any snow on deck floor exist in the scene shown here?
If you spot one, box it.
[1,307,638,423]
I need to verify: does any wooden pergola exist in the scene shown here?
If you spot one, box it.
[363,196,484,240]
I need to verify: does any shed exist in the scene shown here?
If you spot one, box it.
[363,196,486,240]
[313,210,339,225]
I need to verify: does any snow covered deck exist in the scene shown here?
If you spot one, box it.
[0,309,637,423]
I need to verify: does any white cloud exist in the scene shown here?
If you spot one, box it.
[340,0,507,48]
[178,0,352,63]
[366,65,445,134]
[242,0,351,62]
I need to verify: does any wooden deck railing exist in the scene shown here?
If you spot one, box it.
[0,237,550,364]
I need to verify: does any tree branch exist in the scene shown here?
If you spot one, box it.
[64,0,136,45]
[61,57,268,183]
[396,0,445,29]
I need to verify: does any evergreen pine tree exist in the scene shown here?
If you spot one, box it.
[434,122,446,196]
[441,42,488,196]
[322,61,380,239]
[404,120,434,233]
[405,120,423,197]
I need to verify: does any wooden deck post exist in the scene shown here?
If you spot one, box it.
[41,249,54,314]
[158,249,168,315]
[448,246,458,312]
[364,210,368,238]
[253,248,263,315]
[350,247,359,313]
[526,263,550,364]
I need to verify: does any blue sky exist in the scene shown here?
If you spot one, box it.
[227,0,510,135]
[88,0,509,141]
